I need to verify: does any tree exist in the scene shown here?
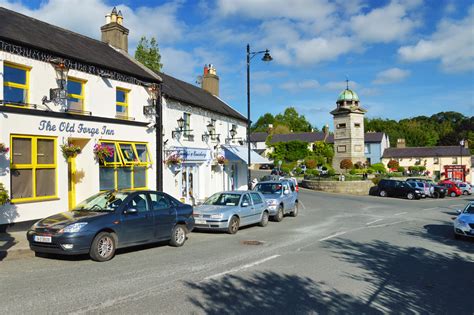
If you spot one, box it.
[274,107,314,132]
[269,140,309,162]
[387,159,399,170]
[312,141,334,165]
[135,36,163,72]
[251,113,275,132]
[340,159,353,172]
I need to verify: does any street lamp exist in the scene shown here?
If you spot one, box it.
[247,44,272,189]
[460,139,465,181]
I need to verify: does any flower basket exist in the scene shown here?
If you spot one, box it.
[0,183,9,205]
[60,143,82,159]
[165,153,182,166]
[216,155,228,165]
[0,143,9,155]
[94,144,114,163]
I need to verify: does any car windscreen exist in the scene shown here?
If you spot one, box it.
[203,193,241,206]
[464,204,474,214]
[254,183,283,194]
[73,191,129,211]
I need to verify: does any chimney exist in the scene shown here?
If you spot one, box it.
[397,138,406,148]
[101,7,129,52]
[201,64,219,96]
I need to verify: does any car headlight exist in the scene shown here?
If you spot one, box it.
[457,219,467,226]
[266,199,278,206]
[31,220,41,230]
[60,222,88,233]
[210,213,224,219]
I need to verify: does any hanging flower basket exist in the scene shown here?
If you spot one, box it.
[93,144,114,163]
[60,143,82,159]
[165,153,182,166]
[216,155,228,165]
[0,143,9,155]
[0,183,9,205]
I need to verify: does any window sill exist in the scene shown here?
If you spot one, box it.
[10,197,60,204]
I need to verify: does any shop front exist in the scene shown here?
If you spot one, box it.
[444,165,467,181]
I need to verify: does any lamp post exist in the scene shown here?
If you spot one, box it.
[246,44,272,189]
[460,139,465,181]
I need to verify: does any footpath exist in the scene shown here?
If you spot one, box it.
[0,231,33,262]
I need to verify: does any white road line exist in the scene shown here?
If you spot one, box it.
[366,219,383,225]
[299,201,306,209]
[422,207,438,211]
[203,255,280,281]
[318,231,347,242]
[368,220,406,228]
[394,212,407,216]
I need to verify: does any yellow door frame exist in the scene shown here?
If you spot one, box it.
[68,156,76,210]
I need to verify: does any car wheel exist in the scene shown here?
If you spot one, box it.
[463,191,468,195]
[290,202,299,217]
[227,216,240,234]
[273,205,284,222]
[450,192,456,197]
[89,232,116,262]
[259,211,269,227]
[432,191,440,199]
[169,224,187,247]
[407,192,415,200]
[379,190,387,197]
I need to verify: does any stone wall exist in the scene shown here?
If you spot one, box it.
[301,179,373,195]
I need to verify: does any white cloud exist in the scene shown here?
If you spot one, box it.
[161,47,200,81]
[398,5,474,72]
[373,67,410,84]
[351,0,421,43]
[280,80,319,92]
[252,83,272,95]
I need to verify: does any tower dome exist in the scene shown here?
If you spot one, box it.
[337,89,359,102]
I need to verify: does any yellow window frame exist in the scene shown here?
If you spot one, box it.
[116,88,129,118]
[67,77,86,111]
[116,142,152,166]
[3,62,30,107]
[10,134,58,203]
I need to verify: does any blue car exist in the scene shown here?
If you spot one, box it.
[27,190,194,261]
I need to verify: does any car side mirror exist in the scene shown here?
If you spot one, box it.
[284,189,290,195]
[456,209,462,215]
[124,208,138,215]
[242,202,249,207]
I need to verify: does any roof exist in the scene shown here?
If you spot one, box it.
[364,132,386,143]
[0,7,160,83]
[261,132,386,144]
[159,72,247,122]
[337,89,359,102]
[382,146,471,158]
[250,132,269,142]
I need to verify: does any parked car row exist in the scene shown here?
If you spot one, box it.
[454,201,474,239]
[27,179,299,262]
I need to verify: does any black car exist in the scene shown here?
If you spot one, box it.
[406,178,446,198]
[377,179,421,200]
[27,190,194,262]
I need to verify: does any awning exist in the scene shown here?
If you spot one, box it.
[223,145,270,164]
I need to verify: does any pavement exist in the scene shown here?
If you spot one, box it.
[1,190,474,314]
[0,230,33,261]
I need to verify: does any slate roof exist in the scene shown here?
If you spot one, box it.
[382,146,471,158]
[249,132,269,142]
[0,7,160,83]
[159,72,246,122]
[255,131,385,144]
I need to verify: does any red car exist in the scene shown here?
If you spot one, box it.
[438,180,462,197]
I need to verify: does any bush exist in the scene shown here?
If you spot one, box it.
[397,166,405,172]
[387,159,399,169]
[370,163,387,174]
[327,168,336,177]
[340,159,353,171]
[0,183,9,205]
[354,161,365,169]
[304,159,317,169]
[305,169,320,176]
[372,176,382,185]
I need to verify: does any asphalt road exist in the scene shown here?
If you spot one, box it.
[1,190,474,314]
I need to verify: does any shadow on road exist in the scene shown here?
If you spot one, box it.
[0,232,16,261]
[185,272,378,314]
[323,239,474,314]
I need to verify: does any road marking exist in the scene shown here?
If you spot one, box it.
[299,201,306,209]
[394,212,407,216]
[318,231,347,241]
[203,255,280,281]
[422,207,438,211]
[368,220,406,228]
[366,219,383,225]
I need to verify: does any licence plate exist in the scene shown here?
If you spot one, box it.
[34,235,52,243]
[195,219,206,225]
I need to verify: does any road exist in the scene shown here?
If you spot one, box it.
[1,190,474,314]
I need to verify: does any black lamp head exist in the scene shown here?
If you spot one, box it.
[262,49,273,62]
[177,117,185,130]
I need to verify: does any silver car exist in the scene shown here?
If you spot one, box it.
[253,180,299,222]
[454,201,474,239]
[193,191,269,234]
[458,182,472,195]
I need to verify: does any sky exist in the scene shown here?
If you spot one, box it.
[1,0,473,130]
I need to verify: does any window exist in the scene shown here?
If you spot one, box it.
[337,145,346,153]
[10,135,57,202]
[99,141,151,191]
[337,123,346,129]
[241,194,251,206]
[183,113,191,137]
[452,157,458,164]
[116,88,129,118]
[4,62,30,106]
[355,123,361,128]
[126,193,149,213]
[250,193,263,205]
[150,193,171,210]
[364,144,371,154]
[67,77,86,112]
[434,157,439,165]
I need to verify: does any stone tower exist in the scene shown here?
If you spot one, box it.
[330,85,367,172]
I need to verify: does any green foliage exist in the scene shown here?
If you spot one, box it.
[372,176,382,185]
[135,36,163,72]
[252,113,275,132]
[365,111,474,154]
[305,169,320,176]
[397,166,405,172]
[312,141,334,165]
[269,141,310,162]
[304,158,317,169]
[251,107,315,133]
[0,183,9,205]
[349,169,357,175]
[370,163,387,174]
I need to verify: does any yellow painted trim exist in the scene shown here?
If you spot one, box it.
[116,87,129,118]
[67,77,86,111]
[68,156,76,210]
[3,62,30,106]
[10,134,58,203]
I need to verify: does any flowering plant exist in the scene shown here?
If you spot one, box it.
[94,144,114,163]
[60,143,82,159]
[216,155,228,165]
[165,153,182,166]
[0,183,9,205]
[0,143,9,155]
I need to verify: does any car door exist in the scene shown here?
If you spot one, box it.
[250,192,265,223]
[119,193,155,245]
[240,193,253,226]
[282,182,292,211]
[149,192,177,240]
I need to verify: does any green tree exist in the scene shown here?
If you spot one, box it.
[274,107,314,132]
[311,141,334,165]
[134,36,163,72]
[251,113,275,132]
[269,141,309,162]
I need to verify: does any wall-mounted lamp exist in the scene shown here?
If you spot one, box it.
[225,126,244,144]
[172,117,193,138]
[202,122,220,142]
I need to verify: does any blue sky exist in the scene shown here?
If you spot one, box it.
[2,0,473,129]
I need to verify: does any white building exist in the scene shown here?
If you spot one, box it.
[0,8,264,229]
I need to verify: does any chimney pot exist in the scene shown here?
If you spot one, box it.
[202,63,219,96]
[101,8,129,52]
[396,138,406,148]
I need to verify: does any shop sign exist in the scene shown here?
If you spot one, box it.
[38,120,115,137]
[167,147,211,162]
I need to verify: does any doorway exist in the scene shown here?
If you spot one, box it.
[181,164,199,205]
